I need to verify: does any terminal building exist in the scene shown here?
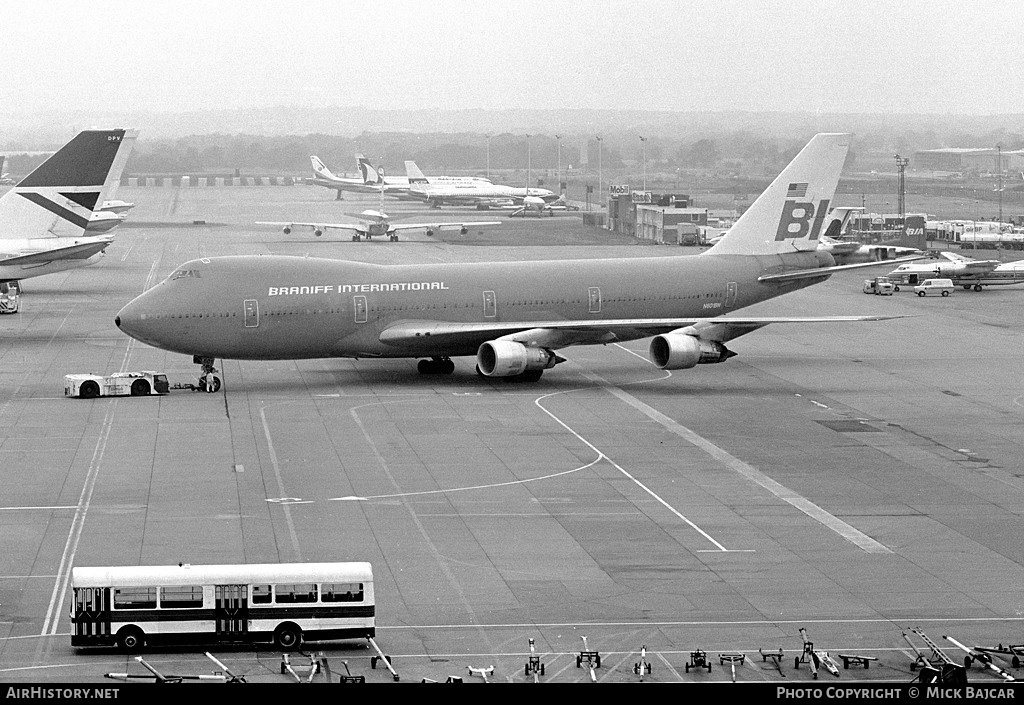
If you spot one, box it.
[606,188,737,244]
[912,147,1024,174]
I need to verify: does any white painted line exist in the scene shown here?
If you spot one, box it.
[534,386,734,552]
[583,371,892,555]
[259,405,304,561]
[0,506,77,511]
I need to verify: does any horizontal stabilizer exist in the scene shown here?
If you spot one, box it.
[0,237,113,267]
[758,255,928,282]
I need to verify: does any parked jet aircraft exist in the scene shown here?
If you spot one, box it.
[0,129,137,285]
[116,133,914,391]
[257,208,500,242]
[308,155,381,199]
[407,167,557,208]
[887,251,1024,291]
[815,207,923,264]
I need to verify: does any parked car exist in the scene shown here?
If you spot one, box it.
[913,278,954,297]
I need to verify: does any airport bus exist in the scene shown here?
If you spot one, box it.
[70,562,374,652]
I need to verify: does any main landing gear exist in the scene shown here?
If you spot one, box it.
[417,357,455,375]
[194,356,221,393]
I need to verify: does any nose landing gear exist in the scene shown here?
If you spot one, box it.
[193,356,221,393]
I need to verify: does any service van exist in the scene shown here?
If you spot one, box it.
[913,278,954,297]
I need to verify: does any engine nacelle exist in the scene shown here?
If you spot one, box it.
[477,340,558,377]
[282,226,292,234]
[649,334,734,370]
[314,228,323,237]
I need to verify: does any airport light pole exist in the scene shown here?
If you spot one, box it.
[485,134,491,180]
[526,134,531,193]
[894,154,909,240]
[640,136,647,192]
[555,134,562,198]
[997,143,1003,224]
[596,136,603,210]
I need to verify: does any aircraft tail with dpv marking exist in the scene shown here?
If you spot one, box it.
[0,129,137,240]
[705,133,851,256]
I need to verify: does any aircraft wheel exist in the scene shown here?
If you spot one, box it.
[352,234,359,241]
[974,284,983,291]
[893,285,900,291]
[941,290,949,297]
[417,360,431,374]
[203,376,221,393]
[964,285,972,290]
[917,291,926,297]
[520,370,543,382]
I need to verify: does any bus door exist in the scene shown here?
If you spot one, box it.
[74,587,111,642]
[215,585,248,640]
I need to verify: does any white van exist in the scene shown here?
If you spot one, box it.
[913,278,954,297]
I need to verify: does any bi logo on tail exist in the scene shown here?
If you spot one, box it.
[775,182,830,242]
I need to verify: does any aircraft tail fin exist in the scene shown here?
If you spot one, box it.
[0,129,138,240]
[357,154,383,184]
[310,155,336,180]
[405,161,430,185]
[705,133,851,256]
[0,155,5,177]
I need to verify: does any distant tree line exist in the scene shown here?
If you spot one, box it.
[3,128,1022,178]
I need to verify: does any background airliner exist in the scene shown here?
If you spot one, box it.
[116,133,914,392]
[887,251,1024,290]
[0,129,137,285]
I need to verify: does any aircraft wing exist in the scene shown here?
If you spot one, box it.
[758,255,928,282]
[0,239,113,267]
[378,315,903,350]
[256,221,363,235]
[388,221,502,232]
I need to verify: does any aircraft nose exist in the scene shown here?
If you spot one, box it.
[115,294,150,343]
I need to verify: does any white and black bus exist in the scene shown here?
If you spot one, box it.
[70,562,374,652]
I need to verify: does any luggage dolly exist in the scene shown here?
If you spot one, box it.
[105,655,229,683]
[795,627,839,678]
[759,648,785,677]
[974,643,1024,669]
[685,649,712,673]
[468,665,494,683]
[633,645,652,680]
[904,628,958,672]
[205,653,246,683]
[836,654,878,670]
[944,635,1015,682]
[367,636,400,681]
[719,652,745,683]
[281,652,323,683]
[525,638,545,679]
[576,636,600,682]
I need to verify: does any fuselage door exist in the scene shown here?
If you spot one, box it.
[243,299,259,328]
[588,286,602,314]
[725,282,737,308]
[354,295,368,323]
[482,290,496,318]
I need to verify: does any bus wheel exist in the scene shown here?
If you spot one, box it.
[79,381,100,399]
[274,623,302,650]
[117,626,145,653]
[130,379,150,396]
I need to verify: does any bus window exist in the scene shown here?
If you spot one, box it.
[113,587,156,610]
[321,582,363,602]
[251,584,272,604]
[274,583,317,603]
[160,586,204,608]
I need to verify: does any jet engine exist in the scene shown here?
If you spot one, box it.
[282,226,292,234]
[648,333,734,370]
[314,228,323,237]
[476,340,559,377]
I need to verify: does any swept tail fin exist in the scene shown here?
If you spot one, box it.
[356,154,383,184]
[310,155,336,180]
[0,129,138,239]
[404,160,430,185]
[705,133,851,256]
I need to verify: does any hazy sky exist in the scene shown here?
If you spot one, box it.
[3,0,1023,115]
